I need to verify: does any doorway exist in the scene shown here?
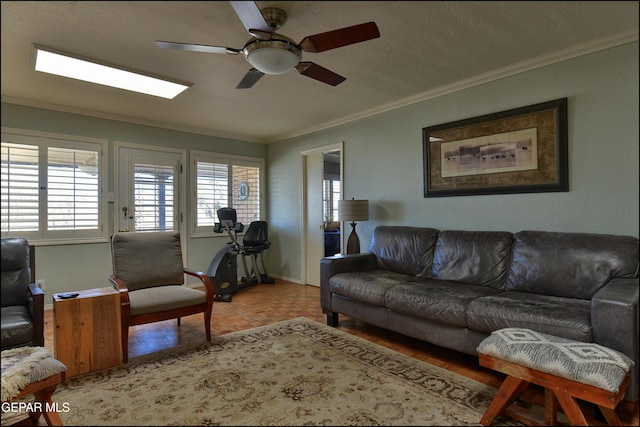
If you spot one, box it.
[322,151,341,256]
[301,143,343,286]
[115,143,187,251]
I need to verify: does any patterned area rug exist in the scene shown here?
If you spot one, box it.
[53,317,519,426]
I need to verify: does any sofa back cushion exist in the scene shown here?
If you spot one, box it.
[507,231,639,299]
[369,226,439,278]
[432,230,513,288]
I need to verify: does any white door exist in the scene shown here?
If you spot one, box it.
[302,143,342,287]
[304,151,324,286]
[116,146,184,236]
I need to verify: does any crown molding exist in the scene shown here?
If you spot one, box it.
[3,29,637,145]
[266,29,639,143]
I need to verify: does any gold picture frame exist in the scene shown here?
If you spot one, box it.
[423,98,568,197]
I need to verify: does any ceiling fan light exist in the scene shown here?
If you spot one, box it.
[244,40,301,75]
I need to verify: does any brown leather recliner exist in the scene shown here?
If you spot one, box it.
[1,237,44,349]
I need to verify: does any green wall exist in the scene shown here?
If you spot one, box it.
[266,42,639,281]
[1,103,267,301]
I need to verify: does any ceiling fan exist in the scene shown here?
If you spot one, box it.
[156,1,380,89]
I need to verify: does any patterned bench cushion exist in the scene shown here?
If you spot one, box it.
[477,328,634,393]
[1,346,67,401]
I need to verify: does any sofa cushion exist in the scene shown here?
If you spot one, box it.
[369,226,439,278]
[466,291,592,342]
[329,270,419,307]
[0,306,34,348]
[432,230,512,288]
[507,231,639,299]
[385,280,503,327]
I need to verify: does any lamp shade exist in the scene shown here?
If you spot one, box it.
[338,199,369,222]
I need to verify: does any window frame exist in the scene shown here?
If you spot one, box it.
[190,150,265,238]
[1,127,108,245]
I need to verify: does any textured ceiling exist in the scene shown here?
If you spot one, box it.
[1,1,638,143]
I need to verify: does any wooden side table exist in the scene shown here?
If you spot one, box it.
[53,287,122,377]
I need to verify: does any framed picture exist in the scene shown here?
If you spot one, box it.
[423,98,568,197]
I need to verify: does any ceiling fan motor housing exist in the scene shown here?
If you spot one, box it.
[261,7,287,31]
[243,35,302,75]
[156,2,380,87]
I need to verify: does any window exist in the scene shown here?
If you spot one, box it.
[322,179,340,223]
[1,129,107,243]
[133,163,175,232]
[192,151,264,236]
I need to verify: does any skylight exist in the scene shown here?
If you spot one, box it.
[34,45,191,99]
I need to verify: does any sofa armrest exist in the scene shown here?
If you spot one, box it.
[320,253,377,315]
[591,277,639,400]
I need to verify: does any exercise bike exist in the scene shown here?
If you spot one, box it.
[206,208,274,302]
[242,220,276,286]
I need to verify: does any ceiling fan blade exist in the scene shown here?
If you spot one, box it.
[299,22,380,53]
[295,62,346,86]
[236,68,265,89]
[156,41,240,55]
[229,1,273,39]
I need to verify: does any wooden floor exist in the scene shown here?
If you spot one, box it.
[42,280,638,426]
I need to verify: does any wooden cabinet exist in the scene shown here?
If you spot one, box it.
[53,287,122,377]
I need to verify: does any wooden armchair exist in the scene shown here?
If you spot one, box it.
[1,238,44,350]
[108,231,214,363]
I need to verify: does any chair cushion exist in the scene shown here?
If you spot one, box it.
[243,221,269,246]
[111,231,184,291]
[477,328,634,393]
[128,285,207,317]
[1,346,67,401]
[0,306,34,349]
[1,238,31,308]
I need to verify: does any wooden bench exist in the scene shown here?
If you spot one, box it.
[1,347,67,426]
[477,328,633,426]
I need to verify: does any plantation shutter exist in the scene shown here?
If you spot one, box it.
[133,163,175,232]
[47,146,99,230]
[1,142,40,233]
[196,161,229,228]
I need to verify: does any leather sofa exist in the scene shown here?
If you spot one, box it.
[1,237,44,350]
[320,226,639,401]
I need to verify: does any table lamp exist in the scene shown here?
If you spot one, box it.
[337,198,369,254]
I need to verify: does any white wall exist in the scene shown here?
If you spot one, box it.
[266,42,639,282]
